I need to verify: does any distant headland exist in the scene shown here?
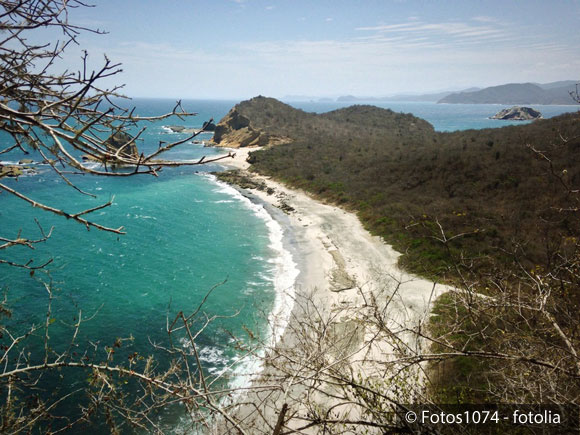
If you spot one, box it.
[283,80,578,105]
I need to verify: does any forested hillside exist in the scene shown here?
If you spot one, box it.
[228,97,580,278]
[217,97,580,403]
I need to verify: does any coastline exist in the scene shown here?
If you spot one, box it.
[213,146,449,432]
[203,173,300,391]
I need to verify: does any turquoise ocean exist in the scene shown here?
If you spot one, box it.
[0,99,577,432]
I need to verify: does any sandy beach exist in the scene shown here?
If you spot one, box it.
[214,147,449,433]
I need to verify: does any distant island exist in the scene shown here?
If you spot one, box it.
[490,106,543,120]
[335,90,478,103]
[437,81,577,105]
[283,80,578,105]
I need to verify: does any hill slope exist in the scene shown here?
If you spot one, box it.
[438,82,577,104]
[211,96,434,148]
[216,96,580,277]
[214,96,580,405]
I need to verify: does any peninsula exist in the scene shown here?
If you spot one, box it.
[211,96,580,431]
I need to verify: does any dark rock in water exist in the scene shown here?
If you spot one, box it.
[79,132,138,165]
[165,125,207,134]
[166,125,186,133]
[490,106,543,121]
[202,121,217,131]
[105,131,138,158]
[0,165,23,177]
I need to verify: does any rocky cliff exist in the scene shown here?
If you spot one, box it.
[211,95,436,149]
[210,97,292,148]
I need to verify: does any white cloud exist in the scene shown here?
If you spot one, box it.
[68,18,579,99]
[471,16,501,23]
[356,19,510,46]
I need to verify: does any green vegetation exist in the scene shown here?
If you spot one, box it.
[222,96,580,404]
[239,97,580,280]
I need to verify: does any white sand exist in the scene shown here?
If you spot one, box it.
[219,147,445,326]
[214,147,449,433]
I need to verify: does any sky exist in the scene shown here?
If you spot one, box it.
[35,0,580,99]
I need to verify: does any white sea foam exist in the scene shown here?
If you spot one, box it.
[81,161,104,171]
[198,345,227,365]
[160,125,178,134]
[0,160,50,166]
[134,214,157,220]
[200,173,299,391]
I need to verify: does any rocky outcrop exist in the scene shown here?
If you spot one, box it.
[0,164,23,177]
[490,106,543,121]
[165,122,215,134]
[0,162,37,178]
[202,120,216,131]
[81,131,138,163]
[105,131,139,158]
[165,125,188,133]
[210,103,291,148]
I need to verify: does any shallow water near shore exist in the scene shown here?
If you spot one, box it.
[0,98,577,432]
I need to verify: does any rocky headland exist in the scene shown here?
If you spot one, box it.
[209,95,434,150]
[438,81,577,104]
[209,96,293,148]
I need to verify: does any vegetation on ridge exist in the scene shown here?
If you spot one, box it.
[233,97,580,279]
[218,96,580,405]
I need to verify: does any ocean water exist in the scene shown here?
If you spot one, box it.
[0,98,300,432]
[0,98,577,432]
[290,100,579,131]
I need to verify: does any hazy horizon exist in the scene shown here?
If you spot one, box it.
[32,0,580,100]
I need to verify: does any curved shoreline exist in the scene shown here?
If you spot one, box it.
[201,174,300,390]
[216,146,447,319]
[214,147,450,431]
